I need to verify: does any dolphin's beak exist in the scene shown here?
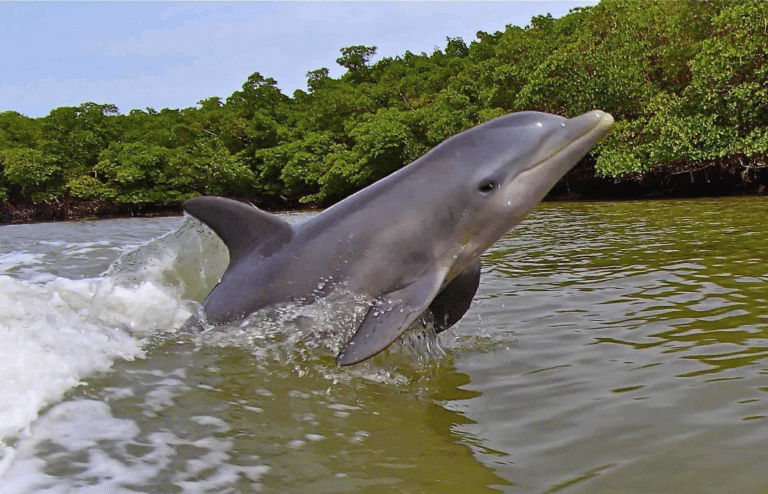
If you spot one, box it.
[537,110,614,168]
[499,109,614,220]
[516,110,613,188]
[562,109,614,152]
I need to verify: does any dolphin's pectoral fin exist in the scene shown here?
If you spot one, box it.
[429,258,481,333]
[183,196,293,264]
[336,269,445,366]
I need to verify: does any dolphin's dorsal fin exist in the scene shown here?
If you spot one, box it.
[183,196,293,265]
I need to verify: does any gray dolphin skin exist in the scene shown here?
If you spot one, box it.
[182,109,614,365]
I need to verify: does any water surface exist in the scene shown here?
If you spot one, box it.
[1,197,767,493]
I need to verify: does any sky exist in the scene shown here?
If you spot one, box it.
[1,1,599,118]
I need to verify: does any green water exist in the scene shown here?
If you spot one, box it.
[2,197,768,493]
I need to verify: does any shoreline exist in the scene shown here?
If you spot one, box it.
[2,164,767,226]
[3,189,766,227]
[0,195,319,226]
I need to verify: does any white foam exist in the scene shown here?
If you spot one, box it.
[0,273,192,461]
[0,275,141,443]
[0,400,140,494]
[0,252,43,274]
[0,218,210,481]
[0,213,453,490]
[191,416,231,433]
[1,399,269,494]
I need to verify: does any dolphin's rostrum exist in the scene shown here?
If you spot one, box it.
[182,110,614,365]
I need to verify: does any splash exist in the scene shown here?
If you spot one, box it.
[0,214,459,483]
[191,287,451,386]
[0,217,218,476]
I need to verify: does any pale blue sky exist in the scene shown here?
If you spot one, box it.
[1,2,598,118]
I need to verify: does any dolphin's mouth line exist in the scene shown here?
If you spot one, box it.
[530,112,614,171]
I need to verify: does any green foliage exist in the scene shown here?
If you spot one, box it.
[336,45,378,83]
[2,0,766,208]
[306,68,331,93]
[347,108,424,185]
[0,147,61,202]
[0,111,40,150]
[593,0,768,175]
[69,138,256,203]
[254,132,337,197]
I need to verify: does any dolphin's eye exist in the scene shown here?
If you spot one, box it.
[478,180,497,193]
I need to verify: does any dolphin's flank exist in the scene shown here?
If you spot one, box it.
[182,110,614,365]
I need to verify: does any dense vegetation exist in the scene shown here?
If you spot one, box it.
[1,0,767,221]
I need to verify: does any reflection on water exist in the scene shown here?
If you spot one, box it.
[457,197,768,493]
[0,196,767,493]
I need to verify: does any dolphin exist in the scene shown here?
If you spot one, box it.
[182,109,614,365]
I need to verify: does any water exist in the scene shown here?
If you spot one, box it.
[1,197,767,493]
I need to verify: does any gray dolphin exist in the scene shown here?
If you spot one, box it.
[182,110,614,365]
